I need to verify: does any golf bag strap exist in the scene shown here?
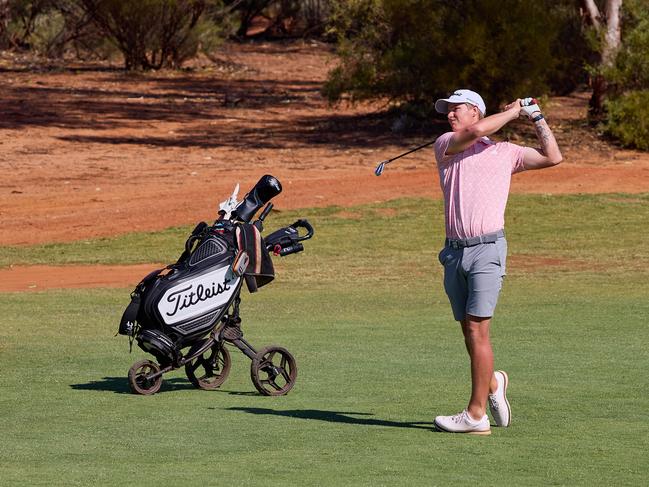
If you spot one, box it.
[177,221,209,264]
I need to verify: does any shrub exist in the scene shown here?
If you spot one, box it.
[325,0,592,115]
[603,90,649,151]
[80,0,229,70]
[2,0,57,49]
[29,8,66,55]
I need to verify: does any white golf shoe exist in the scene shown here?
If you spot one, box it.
[488,370,511,427]
[434,409,491,435]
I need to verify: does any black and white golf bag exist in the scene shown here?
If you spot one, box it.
[117,175,313,395]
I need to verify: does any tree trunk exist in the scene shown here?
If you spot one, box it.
[602,0,622,67]
[581,0,623,118]
[589,74,608,121]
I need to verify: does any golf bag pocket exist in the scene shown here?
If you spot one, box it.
[136,329,177,365]
[117,266,169,336]
[188,235,230,267]
[119,293,140,336]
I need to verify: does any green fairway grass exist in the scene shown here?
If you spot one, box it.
[1,194,648,486]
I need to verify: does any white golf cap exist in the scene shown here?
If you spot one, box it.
[435,89,486,116]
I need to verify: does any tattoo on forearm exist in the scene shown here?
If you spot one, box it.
[534,121,555,155]
[535,122,551,144]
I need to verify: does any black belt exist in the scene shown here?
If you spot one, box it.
[446,229,505,249]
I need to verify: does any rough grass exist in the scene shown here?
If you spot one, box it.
[1,194,648,486]
[2,193,649,273]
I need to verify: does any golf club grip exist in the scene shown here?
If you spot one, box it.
[258,203,273,222]
[520,98,538,106]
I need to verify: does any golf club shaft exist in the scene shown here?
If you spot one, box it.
[385,139,436,164]
[376,98,537,176]
[385,99,537,164]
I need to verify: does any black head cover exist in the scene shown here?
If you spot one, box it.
[232,175,282,223]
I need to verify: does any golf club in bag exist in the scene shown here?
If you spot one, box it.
[117,175,314,396]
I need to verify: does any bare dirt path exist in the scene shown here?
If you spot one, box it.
[2,41,648,291]
[0,264,164,292]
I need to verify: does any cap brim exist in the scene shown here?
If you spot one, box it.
[435,99,451,114]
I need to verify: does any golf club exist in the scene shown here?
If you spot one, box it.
[374,98,538,176]
[374,139,436,176]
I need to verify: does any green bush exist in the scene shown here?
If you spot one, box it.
[325,0,592,115]
[79,0,204,69]
[2,0,56,49]
[605,1,649,92]
[604,90,649,150]
[599,1,649,150]
[586,0,649,122]
[0,1,235,67]
[78,0,236,70]
[29,9,65,55]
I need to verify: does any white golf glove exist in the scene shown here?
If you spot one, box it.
[520,97,541,118]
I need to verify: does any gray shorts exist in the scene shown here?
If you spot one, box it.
[438,233,507,321]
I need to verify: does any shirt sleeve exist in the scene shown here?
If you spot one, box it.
[503,142,526,174]
[434,132,455,164]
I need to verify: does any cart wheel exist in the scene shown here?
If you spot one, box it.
[185,343,231,390]
[128,359,163,395]
[250,345,297,396]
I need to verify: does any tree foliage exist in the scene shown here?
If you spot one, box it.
[0,1,332,67]
[0,0,56,49]
[325,0,591,114]
[225,0,331,38]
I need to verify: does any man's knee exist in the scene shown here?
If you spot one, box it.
[464,315,492,341]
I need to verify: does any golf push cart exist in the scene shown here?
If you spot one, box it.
[117,175,314,396]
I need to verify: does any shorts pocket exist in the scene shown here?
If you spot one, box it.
[496,240,507,276]
[438,247,448,265]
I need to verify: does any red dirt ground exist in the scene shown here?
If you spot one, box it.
[2,41,648,291]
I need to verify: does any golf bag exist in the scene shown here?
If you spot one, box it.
[117,175,314,396]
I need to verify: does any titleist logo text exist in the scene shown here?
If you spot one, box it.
[165,280,231,317]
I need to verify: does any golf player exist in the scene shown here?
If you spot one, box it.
[432,89,562,435]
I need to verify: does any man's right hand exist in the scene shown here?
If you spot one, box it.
[520,97,541,118]
[503,99,525,121]
[503,99,522,114]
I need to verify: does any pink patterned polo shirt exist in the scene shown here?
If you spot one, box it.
[434,132,526,239]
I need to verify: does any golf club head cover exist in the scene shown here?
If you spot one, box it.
[232,175,282,223]
[520,97,541,119]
